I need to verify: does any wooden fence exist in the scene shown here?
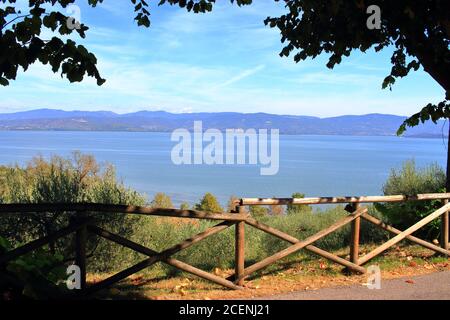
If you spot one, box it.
[0,193,449,297]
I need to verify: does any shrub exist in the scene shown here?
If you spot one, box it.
[151,192,174,208]
[375,160,446,240]
[180,202,190,210]
[249,206,269,218]
[359,205,390,244]
[0,152,147,273]
[0,236,67,299]
[194,193,224,213]
[286,192,312,215]
[269,204,284,216]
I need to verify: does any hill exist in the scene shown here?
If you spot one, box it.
[0,108,447,137]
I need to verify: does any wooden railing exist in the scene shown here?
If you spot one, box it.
[0,193,449,297]
[238,193,450,270]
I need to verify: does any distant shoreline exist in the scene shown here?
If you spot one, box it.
[0,129,447,139]
[0,108,448,138]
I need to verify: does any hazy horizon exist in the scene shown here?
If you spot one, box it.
[0,107,426,119]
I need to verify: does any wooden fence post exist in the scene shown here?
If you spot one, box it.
[442,200,449,250]
[349,203,361,265]
[234,206,245,286]
[74,212,87,291]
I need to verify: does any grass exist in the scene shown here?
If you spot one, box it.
[88,244,450,300]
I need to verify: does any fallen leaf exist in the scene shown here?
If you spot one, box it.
[405,279,415,284]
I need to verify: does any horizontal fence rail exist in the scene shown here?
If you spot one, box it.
[239,193,450,206]
[0,192,449,297]
[0,203,249,221]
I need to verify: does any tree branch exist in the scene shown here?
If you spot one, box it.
[1,14,32,30]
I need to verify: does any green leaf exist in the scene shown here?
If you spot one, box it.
[0,77,9,86]
[0,236,11,250]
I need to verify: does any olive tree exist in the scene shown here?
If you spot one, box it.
[0,152,147,259]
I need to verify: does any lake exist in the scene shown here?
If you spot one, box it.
[0,131,446,207]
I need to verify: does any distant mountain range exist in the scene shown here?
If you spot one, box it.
[0,108,447,138]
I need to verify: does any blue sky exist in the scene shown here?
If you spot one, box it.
[0,1,446,117]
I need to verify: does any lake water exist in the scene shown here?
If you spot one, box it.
[0,131,447,207]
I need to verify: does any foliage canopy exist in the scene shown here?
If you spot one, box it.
[375,160,446,239]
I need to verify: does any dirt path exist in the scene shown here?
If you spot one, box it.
[257,271,450,300]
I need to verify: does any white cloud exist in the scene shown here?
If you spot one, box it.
[295,72,381,86]
[213,64,266,89]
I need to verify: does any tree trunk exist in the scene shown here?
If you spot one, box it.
[413,43,450,191]
[447,124,450,192]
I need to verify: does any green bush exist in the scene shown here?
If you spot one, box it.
[249,206,269,218]
[375,160,446,240]
[359,205,390,244]
[151,193,174,208]
[286,192,312,215]
[0,152,147,273]
[194,192,224,213]
[0,236,67,299]
[180,202,190,210]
